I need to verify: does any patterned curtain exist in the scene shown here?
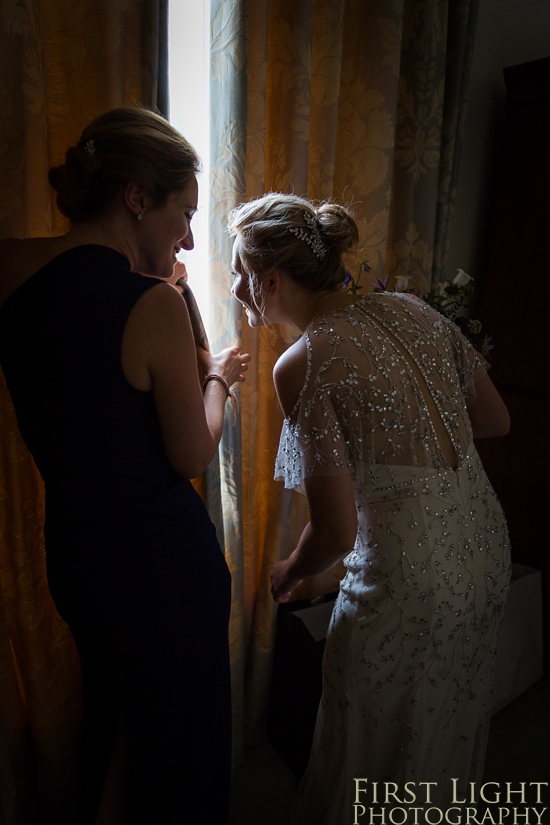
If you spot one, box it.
[208,0,479,759]
[0,1,168,821]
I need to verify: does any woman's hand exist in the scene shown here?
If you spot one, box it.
[199,346,251,387]
[271,560,303,603]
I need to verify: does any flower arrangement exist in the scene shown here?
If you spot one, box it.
[343,261,493,360]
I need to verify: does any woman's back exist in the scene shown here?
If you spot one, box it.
[276,291,488,493]
[0,244,181,509]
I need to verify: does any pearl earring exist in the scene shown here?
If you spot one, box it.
[137,212,143,221]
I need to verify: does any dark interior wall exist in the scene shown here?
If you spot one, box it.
[447,0,550,283]
[448,1,550,664]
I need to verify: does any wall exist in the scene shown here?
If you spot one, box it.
[447,0,550,283]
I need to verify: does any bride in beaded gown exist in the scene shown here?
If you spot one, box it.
[227,194,511,825]
[275,290,511,822]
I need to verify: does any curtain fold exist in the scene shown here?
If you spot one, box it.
[0,2,168,821]
[209,0,479,759]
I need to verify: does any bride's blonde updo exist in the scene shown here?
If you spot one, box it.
[227,193,358,293]
[48,107,201,223]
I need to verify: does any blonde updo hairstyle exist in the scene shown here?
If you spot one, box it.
[227,193,358,311]
[48,107,201,223]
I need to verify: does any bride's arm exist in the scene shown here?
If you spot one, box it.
[467,373,510,439]
[271,334,357,602]
[271,472,358,603]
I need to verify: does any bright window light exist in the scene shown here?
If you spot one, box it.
[168,0,211,332]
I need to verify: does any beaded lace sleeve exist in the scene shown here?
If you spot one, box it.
[274,332,353,492]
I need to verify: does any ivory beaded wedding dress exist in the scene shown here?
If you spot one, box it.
[274,292,511,825]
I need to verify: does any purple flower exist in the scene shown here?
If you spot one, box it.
[372,275,390,292]
[482,334,494,351]
[361,259,373,273]
[343,270,352,290]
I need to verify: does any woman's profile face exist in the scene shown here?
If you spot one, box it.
[231,238,266,328]
[137,176,198,279]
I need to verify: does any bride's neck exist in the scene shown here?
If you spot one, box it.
[280,287,362,332]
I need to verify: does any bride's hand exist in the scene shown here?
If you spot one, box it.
[271,560,303,603]
[198,345,251,387]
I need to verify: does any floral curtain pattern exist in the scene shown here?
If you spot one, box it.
[209,0,479,758]
[0,1,167,820]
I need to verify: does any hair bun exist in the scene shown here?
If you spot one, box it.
[48,107,201,224]
[228,192,358,294]
[47,146,104,222]
[315,202,359,253]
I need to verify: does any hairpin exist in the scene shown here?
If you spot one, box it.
[288,211,326,259]
[84,139,96,156]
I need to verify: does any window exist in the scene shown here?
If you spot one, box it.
[168,0,211,332]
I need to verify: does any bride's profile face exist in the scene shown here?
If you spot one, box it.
[230,237,267,328]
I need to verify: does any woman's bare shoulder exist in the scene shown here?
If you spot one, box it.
[273,335,308,416]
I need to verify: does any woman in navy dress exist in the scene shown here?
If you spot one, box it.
[0,107,249,824]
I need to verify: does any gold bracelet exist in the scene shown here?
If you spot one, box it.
[203,374,239,425]
[203,373,231,396]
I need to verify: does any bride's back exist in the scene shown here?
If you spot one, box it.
[276,291,488,492]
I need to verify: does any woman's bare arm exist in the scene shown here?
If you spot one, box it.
[467,372,510,439]
[122,282,249,478]
[271,472,358,602]
[271,338,357,602]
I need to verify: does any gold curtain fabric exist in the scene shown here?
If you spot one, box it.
[208,0,478,758]
[0,2,167,821]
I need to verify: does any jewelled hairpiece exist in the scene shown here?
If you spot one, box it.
[288,211,326,260]
[84,139,96,156]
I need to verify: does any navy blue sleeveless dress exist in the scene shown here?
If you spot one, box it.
[0,245,232,824]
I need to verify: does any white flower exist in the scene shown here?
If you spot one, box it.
[395,275,410,292]
[453,268,473,286]
[439,280,450,296]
